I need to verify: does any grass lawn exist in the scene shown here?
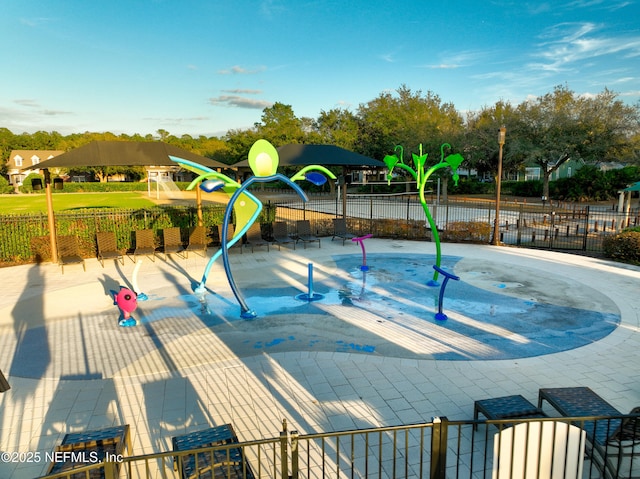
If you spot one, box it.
[0,192,158,214]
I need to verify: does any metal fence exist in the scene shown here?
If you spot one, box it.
[1,195,638,264]
[40,414,640,479]
[270,194,640,253]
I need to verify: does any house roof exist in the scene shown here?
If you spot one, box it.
[8,150,65,170]
[30,141,227,170]
[234,144,385,169]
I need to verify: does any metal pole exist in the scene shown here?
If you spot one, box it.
[196,183,203,226]
[44,169,58,263]
[492,126,506,246]
[280,419,289,479]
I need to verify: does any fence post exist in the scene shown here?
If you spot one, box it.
[103,461,117,479]
[280,419,289,479]
[516,204,523,246]
[290,429,299,479]
[430,416,448,479]
[582,206,590,251]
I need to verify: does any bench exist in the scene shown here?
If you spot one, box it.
[474,394,547,430]
[46,425,131,479]
[172,424,255,479]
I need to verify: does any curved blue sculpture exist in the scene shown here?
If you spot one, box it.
[171,139,336,318]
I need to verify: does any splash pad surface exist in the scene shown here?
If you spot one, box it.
[197,253,619,361]
[1,249,620,381]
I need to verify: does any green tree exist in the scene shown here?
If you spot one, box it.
[514,85,640,199]
[463,100,521,179]
[224,128,261,165]
[357,85,464,162]
[255,102,304,146]
[313,108,361,150]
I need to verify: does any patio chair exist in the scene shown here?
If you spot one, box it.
[272,221,295,250]
[296,220,320,249]
[46,425,131,479]
[244,223,269,253]
[162,227,184,259]
[133,229,156,262]
[217,223,242,253]
[538,387,640,478]
[331,218,356,245]
[172,424,255,479]
[184,225,208,258]
[57,235,86,273]
[96,231,124,267]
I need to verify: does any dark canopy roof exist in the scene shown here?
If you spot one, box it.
[234,144,385,168]
[622,181,640,192]
[32,141,227,169]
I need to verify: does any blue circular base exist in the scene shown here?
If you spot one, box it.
[119,317,137,327]
[427,279,440,287]
[241,309,257,319]
[360,265,369,271]
[434,312,448,321]
[296,293,325,302]
[137,292,148,301]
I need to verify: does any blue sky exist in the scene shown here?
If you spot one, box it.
[2,0,639,137]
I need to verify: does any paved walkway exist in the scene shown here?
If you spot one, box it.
[1,239,639,478]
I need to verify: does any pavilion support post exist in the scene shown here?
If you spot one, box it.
[196,183,204,226]
[44,169,58,263]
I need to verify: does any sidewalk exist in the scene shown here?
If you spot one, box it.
[1,238,639,478]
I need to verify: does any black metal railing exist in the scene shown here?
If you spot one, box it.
[38,414,640,479]
[1,195,637,264]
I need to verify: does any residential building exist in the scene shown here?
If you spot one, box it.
[7,150,65,186]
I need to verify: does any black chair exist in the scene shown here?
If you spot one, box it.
[133,229,156,262]
[244,223,269,252]
[96,231,124,267]
[58,235,86,273]
[332,218,356,245]
[185,226,208,258]
[296,220,320,249]
[162,227,184,259]
[539,387,640,478]
[272,221,295,250]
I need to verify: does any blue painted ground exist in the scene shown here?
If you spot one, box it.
[184,253,620,360]
[5,253,621,380]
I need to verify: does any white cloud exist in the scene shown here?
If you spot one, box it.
[218,65,267,75]
[533,22,640,72]
[209,95,273,109]
[222,89,263,94]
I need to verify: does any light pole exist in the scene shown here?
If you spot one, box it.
[492,126,506,245]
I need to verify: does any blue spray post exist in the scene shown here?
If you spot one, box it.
[296,263,325,302]
[432,265,460,321]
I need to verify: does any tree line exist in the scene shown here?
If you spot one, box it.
[2,84,639,199]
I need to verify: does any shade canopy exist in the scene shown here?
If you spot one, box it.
[234,144,385,168]
[32,141,228,170]
[622,181,640,192]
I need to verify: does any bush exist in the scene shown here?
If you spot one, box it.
[510,180,543,198]
[0,176,14,194]
[19,173,45,193]
[448,179,491,195]
[442,221,491,243]
[602,230,640,264]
